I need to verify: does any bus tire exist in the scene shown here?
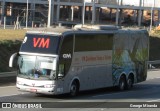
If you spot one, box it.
[118,75,127,91]
[70,81,79,97]
[126,75,134,90]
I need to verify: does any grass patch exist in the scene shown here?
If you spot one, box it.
[0,29,26,41]
[0,29,26,72]
[149,30,160,61]
[0,40,21,72]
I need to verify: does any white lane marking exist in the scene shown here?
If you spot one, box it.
[0,92,29,97]
[0,92,27,98]
[147,77,160,80]
[0,94,20,97]
[146,99,160,102]
[0,85,16,88]
[0,85,28,97]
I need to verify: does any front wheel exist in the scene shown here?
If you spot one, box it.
[70,81,79,97]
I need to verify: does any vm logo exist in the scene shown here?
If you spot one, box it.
[63,54,72,59]
[33,38,50,48]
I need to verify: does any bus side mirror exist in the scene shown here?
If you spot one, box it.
[58,64,65,78]
[9,53,18,67]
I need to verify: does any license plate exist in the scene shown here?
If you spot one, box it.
[30,88,37,92]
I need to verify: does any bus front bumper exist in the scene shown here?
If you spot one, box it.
[16,84,56,95]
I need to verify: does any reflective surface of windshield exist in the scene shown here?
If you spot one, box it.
[18,55,56,80]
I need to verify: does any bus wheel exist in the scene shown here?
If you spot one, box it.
[70,81,79,96]
[126,76,133,90]
[118,76,127,91]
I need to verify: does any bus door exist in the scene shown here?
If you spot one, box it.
[58,34,74,92]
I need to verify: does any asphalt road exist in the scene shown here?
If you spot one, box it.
[0,70,160,111]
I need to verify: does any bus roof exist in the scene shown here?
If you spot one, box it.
[26,25,120,34]
[26,25,147,35]
[26,27,73,35]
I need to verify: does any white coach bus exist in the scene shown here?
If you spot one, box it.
[9,25,149,96]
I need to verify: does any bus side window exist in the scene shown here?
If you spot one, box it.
[59,34,73,77]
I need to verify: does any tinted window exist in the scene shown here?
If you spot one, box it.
[60,34,73,59]
[75,33,113,52]
[59,34,73,74]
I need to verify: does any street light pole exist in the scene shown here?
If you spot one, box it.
[26,0,28,29]
[91,0,96,25]
[82,0,85,26]
[150,0,155,31]
[47,0,51,27]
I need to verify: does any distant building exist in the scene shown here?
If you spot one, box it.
[0,0,160,27]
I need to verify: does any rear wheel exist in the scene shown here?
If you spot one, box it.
[70,81,79,96]
[126,76,133,90]
[118,76,127,91]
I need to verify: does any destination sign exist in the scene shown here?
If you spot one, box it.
[20,34,60,54]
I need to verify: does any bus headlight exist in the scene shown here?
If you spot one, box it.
[17,81,24,85]
[44,84,55,88]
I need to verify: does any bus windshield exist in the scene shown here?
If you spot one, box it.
[17,55,57,80]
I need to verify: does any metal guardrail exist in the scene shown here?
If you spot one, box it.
[148,60,160,65]
[148,60,160,69]
[0,71,16,77]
